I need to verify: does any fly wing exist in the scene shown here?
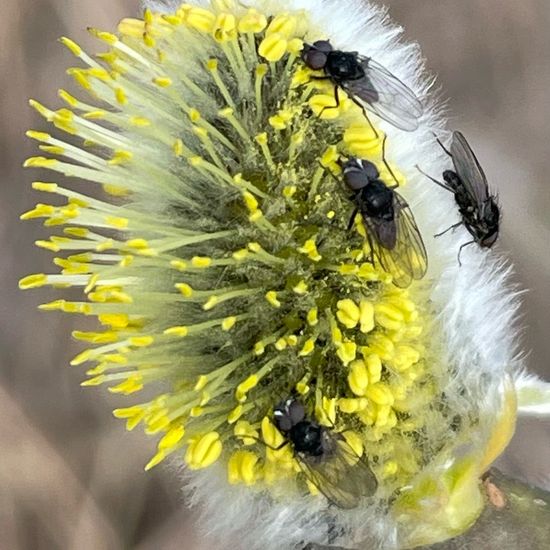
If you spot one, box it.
[342,56,423,132]
[450,131,490,206]
[360,192,427,288]
[297,434,378,509]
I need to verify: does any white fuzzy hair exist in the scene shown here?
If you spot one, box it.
[143,1,525,548]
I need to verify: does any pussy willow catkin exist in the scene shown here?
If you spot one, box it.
[21,1,528,548]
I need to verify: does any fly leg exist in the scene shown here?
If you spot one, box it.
[457,240,475,266]
[348,95,379,138]
[434,221,463,238]
[347,206,359,231]
[415,165,454,192]
[318,84,341,118]
[232,434,289,451]
[381,133,400,187]
[433,132,453,157]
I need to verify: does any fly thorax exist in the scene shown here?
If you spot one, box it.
[482,199,500,227]
[325,51,365,81]
[361,181,394,219]
[290,421,324,456]
[443,170,461,191]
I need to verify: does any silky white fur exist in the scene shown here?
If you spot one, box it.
[143,1,527,548]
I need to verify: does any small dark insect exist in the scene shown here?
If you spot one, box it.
[301,40,423,132]
[272,398,377,509]
[417,131,500,263]
[339,139,428,288]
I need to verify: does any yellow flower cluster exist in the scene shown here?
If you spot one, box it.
[21,0,452,503]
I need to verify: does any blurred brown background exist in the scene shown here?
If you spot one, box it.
[1,1,549,549]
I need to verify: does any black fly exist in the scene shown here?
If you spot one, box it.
[301,40,423,132]
[338,137,428,288]
[417,131,500,263]
[273,398,377,509]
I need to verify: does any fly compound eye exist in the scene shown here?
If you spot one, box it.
[312,40,333,53]
[273,409,292,432]
[288,400,306,424]
[344,167,370,191]
[305,49,328,70]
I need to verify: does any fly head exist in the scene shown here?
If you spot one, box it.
[302,40,333,70]
[273,398,306,433]
[343,159,379,191]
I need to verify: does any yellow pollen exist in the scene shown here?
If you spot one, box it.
[232,249,249,261]
[309,95,341,120]
[130,336,154,347]
[32,181,58,193]
[191,256,212,268]
[59,36,82,56]
[185,432,223,470]
[258,33,288,62]
[292,280,308,295]
[19,273,47,290]
[307,308,319,326]
[109,150,133,165]
[366,383,395,406]
[297,239,322,262]
[299,339,315,357]
[173,139,185,157]
[243,192,259,213]
[170,260,188,271]
[236,375,258,400]
[164,326,189,337]
[344,124,382,158]
[176,283,193,297]
[238,9,268,33]
[105,215,129,229]
[365,354,383,384]
[286,335,298,347]
[186,7,216,32]
[24,157,58,169]
[348,360,369,396]
[336,299,360,329]
[222,316,237,331]
[265,291,281,308]
[266,14,297,37]
[203,296,219,310]
[153,76,172,87]
[360,300,375,333]
[283,185,297,198]
[228,405,244,424]
[109,375,144,395]
[275,338,287,351]
[254,342,265,355]
[228,450,260,486]
[337,341,357,366]
[129,116,151,127]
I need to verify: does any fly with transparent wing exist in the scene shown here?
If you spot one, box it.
[341,155,428,288]
[273,399,377,509]
[301,41,423,132]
